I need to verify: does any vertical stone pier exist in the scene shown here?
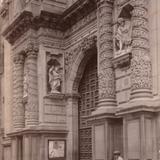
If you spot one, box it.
[131,0,152,99]
[25,43,39,127]
[96,0,116,109]
[13,52,25,129]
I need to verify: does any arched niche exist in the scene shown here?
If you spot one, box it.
[114,4,133,54]
[119,4,133,19]
[47,58,62,93]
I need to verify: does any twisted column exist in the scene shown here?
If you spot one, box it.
[25,43,39,126]
[97,0,116,107]
[13,52,25,129]
[131,0,152,99]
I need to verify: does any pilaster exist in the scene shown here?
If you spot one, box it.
[66,94,79,160]
[96,0,116,109]
[12,52,25,129]
[25,43,39,127]
[131,0,152,99]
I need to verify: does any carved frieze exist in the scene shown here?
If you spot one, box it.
[3,11,33,45]
[2,0,97,45]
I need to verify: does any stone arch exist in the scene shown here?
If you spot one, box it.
[66,36,97,94]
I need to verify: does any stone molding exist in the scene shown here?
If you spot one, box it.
[61,0,96,30]
[2,0,97,45]
[0,0,9,17]
[7,128,68,137]
[3,11,33,45]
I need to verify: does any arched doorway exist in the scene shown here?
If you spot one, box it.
[78,53,98,160]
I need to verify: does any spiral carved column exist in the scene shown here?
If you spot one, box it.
[25,43,39,126]
[97,0,116,108]
[13,52,25,129]
[131,0,152,99]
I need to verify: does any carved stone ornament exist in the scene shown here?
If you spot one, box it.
[130,0,152,98]
[116,0,131,6]
[65,36,97,79]
[97,0,116,102]
[12,52,25,129]
[24,42,39,126]
[3,0,96,45]
[0,0,9,17]
[113,3,133,68]
[114,17,132,57]
[23,63,28,98]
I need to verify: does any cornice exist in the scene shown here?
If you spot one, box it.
[60,0,96,31]
[2,11,33,45]
[2,0,97,45]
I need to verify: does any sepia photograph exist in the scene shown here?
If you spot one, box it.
[0,0,159,160]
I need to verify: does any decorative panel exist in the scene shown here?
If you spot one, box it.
[127,119,140,159]
[4,146,11,160]
[78,54,98,160]
[95,125,105,160]
[145,119,153,159]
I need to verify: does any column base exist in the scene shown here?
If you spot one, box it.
[98,98,117,107]
[92,98,117,116]
[130,89,153,100]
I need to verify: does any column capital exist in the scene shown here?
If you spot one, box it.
[25,43,39,58]
[132,0,148,7]
[96,0,114,6]
[13,52,25,64]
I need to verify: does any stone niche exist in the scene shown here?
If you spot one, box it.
[113,3,133,69]
[113,2,133,105]
[43,52,66,128]
[46,52,63,95]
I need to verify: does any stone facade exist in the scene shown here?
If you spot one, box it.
[0,0,160,160]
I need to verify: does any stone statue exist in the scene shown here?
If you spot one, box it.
[115,17,132,53]
[49,64,61,93]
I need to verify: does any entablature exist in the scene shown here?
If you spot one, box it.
[1,0,97,45]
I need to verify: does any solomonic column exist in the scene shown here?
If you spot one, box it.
[25,43,39,126]
[13,52,25,129]
[97,0,116,108]
[131,0,152,99]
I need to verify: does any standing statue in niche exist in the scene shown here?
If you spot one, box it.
[49,63,62,93]
[115,17,132,54]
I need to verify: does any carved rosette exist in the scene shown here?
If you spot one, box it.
[25,43,39,126]
[12,52,25,129]
[131,0,152,99]
[97,0,116,107]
